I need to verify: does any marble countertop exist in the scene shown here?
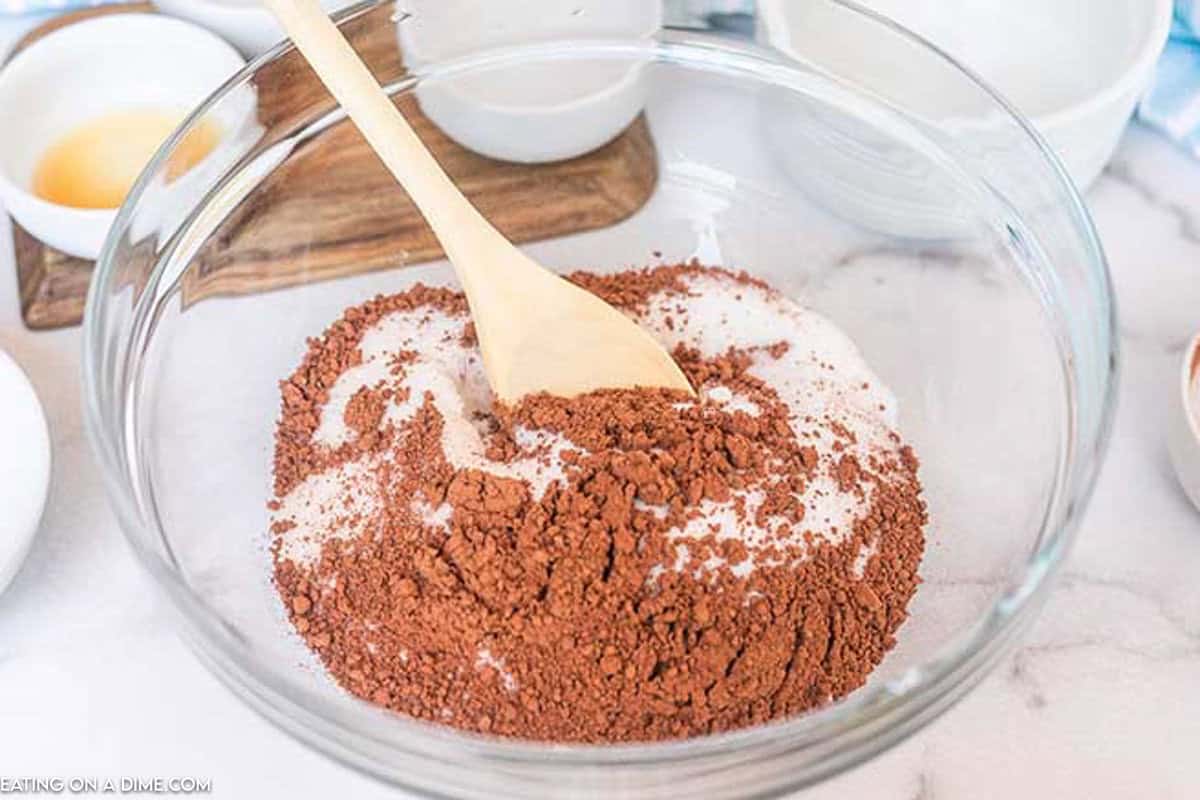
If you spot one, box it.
[0,15,1198,800]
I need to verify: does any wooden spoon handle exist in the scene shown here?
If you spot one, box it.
[262,0,694,404]
[262,0,509,270]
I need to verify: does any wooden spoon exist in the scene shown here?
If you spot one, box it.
[263,0,693,403]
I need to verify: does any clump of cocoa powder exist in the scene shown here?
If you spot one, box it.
[270,263,927,743]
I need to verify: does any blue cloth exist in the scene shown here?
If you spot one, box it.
[1140,1,1200,156]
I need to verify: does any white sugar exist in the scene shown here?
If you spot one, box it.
[703,385,761,417]
[475,648,518,693]
[274,457,381,564]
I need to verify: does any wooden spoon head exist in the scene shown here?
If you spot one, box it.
[471,269,694,404]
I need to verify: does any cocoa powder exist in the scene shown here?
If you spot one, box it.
[271,263,927,743]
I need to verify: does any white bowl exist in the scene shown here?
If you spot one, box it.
[761,0,1173,189]
[397,0,661,163]
[0,349,50,596]
[1168,334,1200,514]
[153,0,352,56]
[757,0,1173,237]
[0,14,245,260]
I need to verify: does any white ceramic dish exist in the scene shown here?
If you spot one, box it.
[757,0,1173,237]
[0,349,50,596]
[153,0,352,56]
[1168,334,1200,514]
[0,14,245,260]
[397,0,661,163]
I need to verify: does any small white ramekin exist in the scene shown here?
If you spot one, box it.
[0,14,245,260]
[1168,335,1200,514]
[397,0,661,163]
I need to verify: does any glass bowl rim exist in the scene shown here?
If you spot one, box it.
[82,0,1118,786]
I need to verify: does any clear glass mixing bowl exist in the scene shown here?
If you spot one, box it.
[83,2,1116,796]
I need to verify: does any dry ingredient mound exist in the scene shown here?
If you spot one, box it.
[269,262,927,743]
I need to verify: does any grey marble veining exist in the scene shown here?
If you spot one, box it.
[1103,160,1200,248]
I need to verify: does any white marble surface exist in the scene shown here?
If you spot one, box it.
[1,15,1199,800]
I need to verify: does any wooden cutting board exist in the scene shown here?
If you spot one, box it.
[10,3,658,329]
